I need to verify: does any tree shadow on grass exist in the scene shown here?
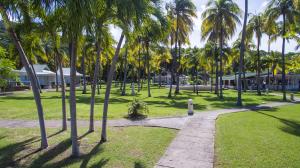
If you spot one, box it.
[0,137,38,167]
[256,111,300,137]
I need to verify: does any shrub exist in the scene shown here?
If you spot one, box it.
[127,99,149,119]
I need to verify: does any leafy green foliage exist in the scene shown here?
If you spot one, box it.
[0,57,17,88]
[127,98,149,119]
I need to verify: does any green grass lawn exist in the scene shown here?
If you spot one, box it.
[0,85,282,120]
[0,126,176,168]
[215,104,300,168]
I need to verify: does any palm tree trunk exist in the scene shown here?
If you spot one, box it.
[168,37,174,98]
[219,28,224,99]
[55,55,59,92]
[82,49,87,94]
[214,45,219,95]
[101,33,125,142]
[137,38,141,92]
[237,0,248,106]
[69,38,79,156]
[174,14,179,95]
[121,47,128,96]
[175,41,181,94]
[267,35,271,92]
[257,37,261,95]
[146,41,151,97]
[282,12,287,101]
[59,60,67,130]
[89,41,101,132]
[30,62,42,93]
[0,6,48,148]
[55,48,67,131]
[210,62,214,93]
[242,55,247,92]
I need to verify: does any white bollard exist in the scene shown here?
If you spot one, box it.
[291,93,295,102]
[188,99,194,116]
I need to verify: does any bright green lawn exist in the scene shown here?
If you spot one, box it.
[215,104,300,168]
[0,126,176,168]
[0,85,282,120]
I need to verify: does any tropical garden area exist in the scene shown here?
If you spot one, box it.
[0,0,300,167]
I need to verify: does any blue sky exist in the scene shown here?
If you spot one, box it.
[111,0,298,53]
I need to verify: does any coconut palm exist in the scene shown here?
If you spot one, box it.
[168,0,196,95]
[101,0,158,142]
[266,0,299,101]
[246,13,264,95]
[0,1,48,149]
[202,0,241,99]
[237,0,248,106]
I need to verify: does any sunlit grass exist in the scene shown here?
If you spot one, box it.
[0,85,283,120]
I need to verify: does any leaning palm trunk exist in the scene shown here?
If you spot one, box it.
[30,62,42,93]
[237,0,248,106]
[121,47,128,96]
[101,33,125,142]
[281,12,287,101]
[89,42,101,132]
[0,6,48,148]
[69,39,79,156]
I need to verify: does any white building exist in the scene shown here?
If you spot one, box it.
[57,68,83,86]
[15,64,56,89]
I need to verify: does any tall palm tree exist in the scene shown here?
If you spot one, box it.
[168,0,196,94]
[202,0,241,99]
[0,1,48,149]
[262,14,278,92]
[266,0,299,101]
[59,0,93,156]
[246,14,264,95]
[237,0,248,106]
[101,0,155,142]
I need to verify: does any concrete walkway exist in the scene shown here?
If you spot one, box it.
[155,102,294,168]
[0,116,189,130]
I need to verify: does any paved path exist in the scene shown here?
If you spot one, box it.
[155,101,294,168]
[0,116,189,130]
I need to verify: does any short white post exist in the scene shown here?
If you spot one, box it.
[291,93,295,102]
[188,99,194,116]
[131,83,135,96]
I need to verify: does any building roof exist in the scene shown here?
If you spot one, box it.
[222,72,270,81]
[18,64,55,76]
[57,68,83,77]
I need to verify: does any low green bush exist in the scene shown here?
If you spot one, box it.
[127,98,149,119]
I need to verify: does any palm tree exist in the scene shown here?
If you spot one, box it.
[237,0,248,106]
[59,0,93,156]
[0,2,48,149]
[246,14,264,95]
[266,0,299,101]
[262,14,278,92]
[101,0,155,142]
[202,0,241,99]
[168,0,196,95]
